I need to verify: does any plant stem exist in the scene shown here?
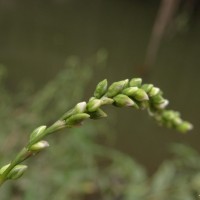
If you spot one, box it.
[0,121,66,184]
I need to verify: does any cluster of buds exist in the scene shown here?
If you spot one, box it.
[154,110,193,133]
[0,77,193,186]
[68,78,192,133]
[0,126,50,182]
[54,78,193,133]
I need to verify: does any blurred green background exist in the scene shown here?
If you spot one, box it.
[0,0,200,199]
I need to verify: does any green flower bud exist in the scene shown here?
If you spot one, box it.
[173,117,182,125]
[154,99,169,109]
[3,165,28,180]
[100,96,114,105]
[162,110,180,120]
[30,126,47,142]
[9,165,28,180]
[106,79,129,97]
[159,110,193,133]
[151,94,165,104]
[87,98,102,112]
[113,94,138,108]
[0,164,10,175]
[141,84,154,93]
[132,89,149,101]
[44,120,67,136]
[29,140,49,152]
[65,113,90,127]
[122,87,138,96]
[148,87,160,97]
[176,121,193,133]
[89,108,107,119]
[94,79,108,98]
[61,102,87,120]
[129,78,142,87]
[74,102,87,113]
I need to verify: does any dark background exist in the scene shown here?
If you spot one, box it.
[0,0,199,173]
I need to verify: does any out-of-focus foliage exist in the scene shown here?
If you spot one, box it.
[0,54,199,199]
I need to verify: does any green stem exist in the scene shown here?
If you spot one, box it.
[0,120,66,187]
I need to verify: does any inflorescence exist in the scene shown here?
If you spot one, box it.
[0,78,193,186]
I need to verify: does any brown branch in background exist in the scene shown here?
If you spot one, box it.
[142,0,200,76]
[144,0,181,69]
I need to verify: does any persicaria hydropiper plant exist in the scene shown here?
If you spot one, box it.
[0,78,193,186]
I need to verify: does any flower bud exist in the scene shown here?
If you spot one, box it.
[100,96,114,105]
[89,108,107,119]
[106,79,129,97]
[176,121,193,133]
[65,113,90,127]
[6,165,28,180]
[50,120,66,132]
[61,102,87,120]
[141,84,154,93]
[162,110,179,121]
[29,140,49,152]
[154,99,169,109]
[129,78,142,87]
[151,94,165,104]
[87,98,102,112]
[74,102,87,113]
[9,165,28,180]
[173,117,182,125]
[0,164,10,175]
[148,87,160,97]
[132,89,149,101]
[113,94,138,108]
[94,79,108,98]
[122,87,138,96]
[30,126,47,142]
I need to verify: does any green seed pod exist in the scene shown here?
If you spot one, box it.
[141,84,154,93]
[30,126,47,142]
[89,108,108,119]
[106,79,129,97]
[113,94,138,108]
[132,89,149,101]
[122,87,139,97]
[129,78,142,87]
[87,98,102,112]
[100,96,114,105]
[148,87,160,97]
[94,79,108,98]
[29,140,49,152]
[176,121,193,133]
[7,165,28,180]
[65,113,90,127]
